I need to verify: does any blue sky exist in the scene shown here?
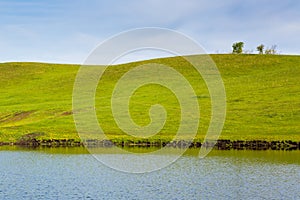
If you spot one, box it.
[0,0,299,64]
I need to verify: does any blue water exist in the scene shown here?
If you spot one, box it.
[0,148,299,200]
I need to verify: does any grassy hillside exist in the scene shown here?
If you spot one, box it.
[0,54,299,142]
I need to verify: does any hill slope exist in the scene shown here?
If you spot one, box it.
[0,54,299,142]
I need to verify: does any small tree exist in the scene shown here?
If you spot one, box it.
[232,42,244,54]
[265,45,277,54]
[256,44,264,54]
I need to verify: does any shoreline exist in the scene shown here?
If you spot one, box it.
[0,139,299,150]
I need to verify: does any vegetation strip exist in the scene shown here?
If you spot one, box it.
[0,139,299,151]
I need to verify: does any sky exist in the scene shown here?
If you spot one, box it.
[0,0,299,64]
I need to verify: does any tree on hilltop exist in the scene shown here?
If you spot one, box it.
[256,44,264,54]
[232,42,244,54]
[265,45,277,54]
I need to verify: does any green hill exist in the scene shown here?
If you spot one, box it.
[0,54,299,143]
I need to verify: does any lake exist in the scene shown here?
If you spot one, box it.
[0,147,299,199]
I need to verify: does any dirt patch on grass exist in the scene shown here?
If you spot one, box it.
[61,111,73,116]
[0,111,35,124]
[17,132,45,146]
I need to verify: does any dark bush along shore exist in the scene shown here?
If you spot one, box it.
[1,138,300,150]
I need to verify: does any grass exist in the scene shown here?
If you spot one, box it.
[0,54,299,143]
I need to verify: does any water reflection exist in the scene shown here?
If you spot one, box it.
[0,147,299,199]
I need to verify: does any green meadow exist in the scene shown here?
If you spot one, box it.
[0,54,299,143]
